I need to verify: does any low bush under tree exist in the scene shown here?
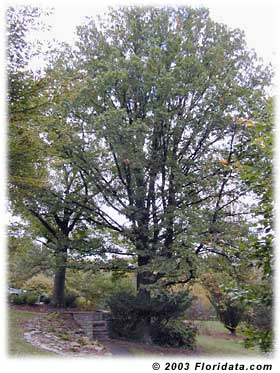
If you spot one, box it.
[107,289,196,348]
[151,320,197,348]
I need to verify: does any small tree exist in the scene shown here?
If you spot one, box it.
[201,272,244,335]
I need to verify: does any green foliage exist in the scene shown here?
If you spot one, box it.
[66,269,136,309]
[64,292,78,308]
[8,4,273,324]
[234,98,274,351]
[241,296,273,353]
[8,222,54,288]
[201,272,245,334]
[10,291,37,305]
[41,295,51,304]
[7,6,51,202]
[107,289,192,343]
[23,274,53,296]
[151,320,197,348]
[107,291,143,340]
[11,293,27,305]
[54,5,271,291]
[25,292,38,305]
[185,283,216,320]
[242,325,272,353]
[58,332,72,341]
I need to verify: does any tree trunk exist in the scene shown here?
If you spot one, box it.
[52,248,67,307]
[137,287,153,344]
[136,254,150,290]
[226,326,236,335]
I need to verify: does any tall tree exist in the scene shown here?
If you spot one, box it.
[51,6,271,293]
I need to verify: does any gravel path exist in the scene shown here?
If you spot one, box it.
[104,342,132,356]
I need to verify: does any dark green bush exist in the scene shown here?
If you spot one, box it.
[216,301,244,335]
[25,292,38,305]
[11,293,27,305]
[107,291,143,340]
[64,293,78,308]
[151,320,197,348]
[107,289,193,344]
[41,295,51,304]
[242,302,273,352]
[8,293,17,303]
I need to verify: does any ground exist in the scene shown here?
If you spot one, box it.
[8,305,260,357]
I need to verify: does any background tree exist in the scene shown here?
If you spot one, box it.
[7,6,104,307]
[232,97,274,352]
[8,221,54,287]
[7,6,51,198]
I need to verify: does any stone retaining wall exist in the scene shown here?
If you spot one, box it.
[61,310,110,340]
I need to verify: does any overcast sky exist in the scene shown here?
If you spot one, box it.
[10,0,277,67]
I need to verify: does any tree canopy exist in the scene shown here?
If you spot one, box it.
[48,6,271,290]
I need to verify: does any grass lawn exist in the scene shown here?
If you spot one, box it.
[8,309,56,357]
[195,320,260,356]
[110,320,261,357]
[8,308,261,357]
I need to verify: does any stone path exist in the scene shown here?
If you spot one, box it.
[103,342,131,356]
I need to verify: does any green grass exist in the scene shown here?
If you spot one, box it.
[8,309,56,357]
[195,320,229,334]
[8,309,261,357]
[196,335,258,356]
[195,320,261,356]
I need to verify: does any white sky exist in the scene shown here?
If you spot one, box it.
[5,0,278,66]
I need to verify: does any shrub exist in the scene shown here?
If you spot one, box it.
[151,320,197,348]
[75,296,96,311]
[8,293,17,303]
[40,294,51,304]
[11,292,38,305]
[107,289,193,344]
[25,292,38,305]
[64,292,77,308]
[24,274,53,296]
[216,301,244,334]
[107,291,143,340]
[242,301,273,352]
[11,293,27,305]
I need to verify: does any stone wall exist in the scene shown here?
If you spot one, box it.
[61,311,110,340]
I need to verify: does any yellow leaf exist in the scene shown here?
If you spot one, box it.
[244,119,255,127]
[219,159,228,166]
[236,117,245,125]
